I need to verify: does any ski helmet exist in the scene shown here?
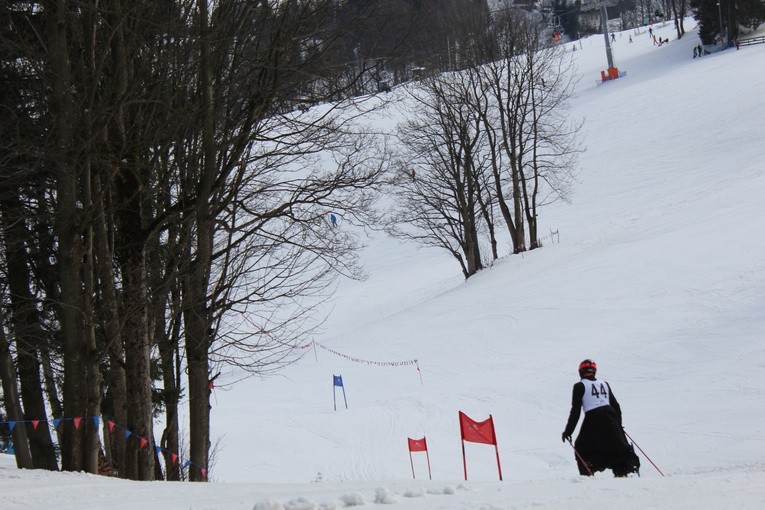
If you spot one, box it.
[578,359,597,377]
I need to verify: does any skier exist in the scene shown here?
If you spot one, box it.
[561,359,640,477]
[330,214,338,227]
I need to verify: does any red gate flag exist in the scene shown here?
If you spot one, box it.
[459,411,497,445]
[458,411,502,481]
[407,436,432,479]
[408,437,428,452]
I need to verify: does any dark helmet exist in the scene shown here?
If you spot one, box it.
[578,359,597,378]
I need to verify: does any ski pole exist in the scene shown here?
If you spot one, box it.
[567,438,594,476]
[623,429,665,477]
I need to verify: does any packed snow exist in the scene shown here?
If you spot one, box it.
[3,18,765,510]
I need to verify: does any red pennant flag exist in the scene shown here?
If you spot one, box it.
[458,411,497,445]
[140,437,148,449]
[209,380,215,390]
[408,437,428,452]
[31,420,40,430]
[171,453,178,464]
[108,420,115,432]
[73,417,82,429]
[200,467,207,479]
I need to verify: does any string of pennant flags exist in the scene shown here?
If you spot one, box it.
[0,415,206,480]
[313,340,420,370]
[249,317,422,375]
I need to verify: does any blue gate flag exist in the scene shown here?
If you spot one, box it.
[333,374,348,410]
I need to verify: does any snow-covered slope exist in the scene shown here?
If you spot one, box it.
[3,18,765,510]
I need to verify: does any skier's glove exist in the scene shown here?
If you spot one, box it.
[562,432,571,443]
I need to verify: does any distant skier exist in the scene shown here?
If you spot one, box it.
[330,214,338,227]
[562,359,640,477]
[610,33,616,42]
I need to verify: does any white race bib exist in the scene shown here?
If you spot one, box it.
[581,379,610,412]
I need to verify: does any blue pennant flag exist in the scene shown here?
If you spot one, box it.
[183,460,192,468]
[92,416,101,428]
[53,418,61,428]
[124,430,132,439]
[155,446,162,455]
[8,421,15,431]
[333,375,343,387]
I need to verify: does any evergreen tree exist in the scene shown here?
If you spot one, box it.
[554,0,582,39]
[691,0,726,44]
[692,0,765,45]
[736,0,765,33]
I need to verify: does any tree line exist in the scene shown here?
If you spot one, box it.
[550,0,764,46]
[0,0,396,481]
[0,0,581,480]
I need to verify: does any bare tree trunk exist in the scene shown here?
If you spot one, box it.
[158,240,182,481]
[184,261,212,482]
[0,310,34,469]
[117,184,154,480]
[103,0,155,480]
[524,78,540,250]
[33,192,63,449]
[80,154,102,475]
[48,0,88,472]
[462,151,483,276]
[0,194,59,470]
[39,348,63,446]
[183,0,216,481]
[93,175,128,477]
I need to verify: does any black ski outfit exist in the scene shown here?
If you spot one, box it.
[562,360,640,477]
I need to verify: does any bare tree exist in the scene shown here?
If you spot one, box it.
[478,9,581,251]
[171,0,392,480]
[389,71,489,279]
[387,8,581,275]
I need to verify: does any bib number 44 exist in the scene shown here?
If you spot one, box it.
[591,383,608,399]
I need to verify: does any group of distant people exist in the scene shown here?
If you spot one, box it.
[572,24,741,61]
[610,26,671,47]
[693,44,709,58]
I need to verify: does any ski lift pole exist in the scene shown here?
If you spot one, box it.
[600,5,615,69]
[580,0,620,80]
